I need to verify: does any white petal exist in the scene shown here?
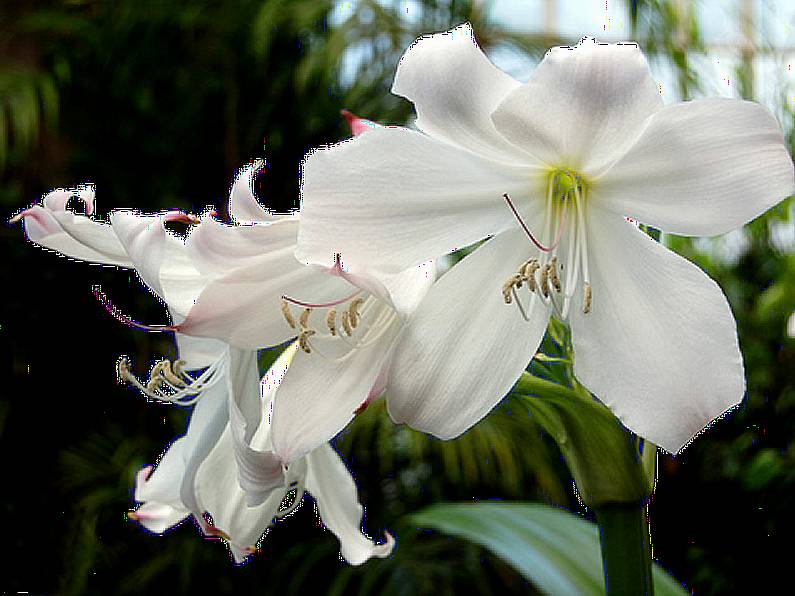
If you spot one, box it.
[186,216,298,276]
[18,204,132,267]
[305,444,393,565]
[175,334,229,370]
[271,307,402,463]
[387,229,550,439]
[227,348,285,506]
[569,210,745,453]
[229,160,271,224]
[110,211,205,317]
[392,23,523,164]
[491,38,663,174]
[196,426,286,561]
[178,251,353,349]
[593,98,795,236]
[298,125,540,274]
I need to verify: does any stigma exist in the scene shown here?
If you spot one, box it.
[502,168,593,322]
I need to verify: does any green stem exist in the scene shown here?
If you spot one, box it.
[595,500,654,595]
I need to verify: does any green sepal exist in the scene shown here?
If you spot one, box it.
[512,372,652,506]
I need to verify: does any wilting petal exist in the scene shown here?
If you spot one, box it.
[298,125,539,274]
[387,229,550,439]
[592,98,795,236]
[492,38,663,174]
[16,187,132,266]
[305,444,393,565]
[569,210,745,453]
[392,23,523,164]
[271,311,401,463]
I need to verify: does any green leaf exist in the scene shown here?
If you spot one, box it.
[412,502,687,596]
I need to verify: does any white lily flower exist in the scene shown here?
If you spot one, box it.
[296,24,795,453]
[131,343,394,565]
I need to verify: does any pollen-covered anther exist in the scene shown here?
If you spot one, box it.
[341,311,353,336]
[548,257,562,293]
[583,282,592,314]
[521,259,540,292]
[281,300,296,329]
[116,356,133,385]
[348,297,365,328]
[539,265,549,298]
[299,308,311,329]
[502,273,523,304]
[298,328,316,353]
[326,309,337,336]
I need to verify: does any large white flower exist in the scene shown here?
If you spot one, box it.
[296,24,795,453]
[131,343,394,565]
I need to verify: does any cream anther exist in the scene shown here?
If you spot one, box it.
[341,311,353,336]
[583,283,592,314]
[348,297,365,328]
[281,300,296,329]
[298,328,315,353]
[117,353,226,406]
[299,308,311,329]
[326,309,337,336]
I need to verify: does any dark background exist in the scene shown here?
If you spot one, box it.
[2,1,794,594]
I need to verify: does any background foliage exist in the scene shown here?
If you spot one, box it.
[2,1,793,594]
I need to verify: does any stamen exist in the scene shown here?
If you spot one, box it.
[93,286,176,332]
[280,289,363,309]
[117,354,225,406]
[281,300,296,329]
[583,282,592,314]
[326,309,337,336]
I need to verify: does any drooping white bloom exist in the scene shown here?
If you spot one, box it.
[13,172,394,564]
[131,343,394,564]
[296,24,795,453]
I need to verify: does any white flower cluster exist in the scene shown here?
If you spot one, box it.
[14,23,794,563]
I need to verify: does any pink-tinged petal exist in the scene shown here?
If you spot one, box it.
[392,23,524,164]
[592,98,795,236]
[298,125,541,276]
[41,185,96,215]
[341,109,379,136]
[492,38,663,174]
[305,444,394,565]
[569,210,745,453]
[387,229,550,439]
[186,216,298,276]
[14,198,132,267]
[229,160,279,224]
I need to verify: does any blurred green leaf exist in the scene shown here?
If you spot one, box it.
[412,502,687,596]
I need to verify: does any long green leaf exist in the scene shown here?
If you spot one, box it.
[412,502,687,596]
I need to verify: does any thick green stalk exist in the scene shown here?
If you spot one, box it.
[595,500,654,595]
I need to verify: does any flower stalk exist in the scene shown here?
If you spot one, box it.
[595,499,654,595]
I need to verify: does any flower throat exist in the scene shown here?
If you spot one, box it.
[502,168,592,322]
